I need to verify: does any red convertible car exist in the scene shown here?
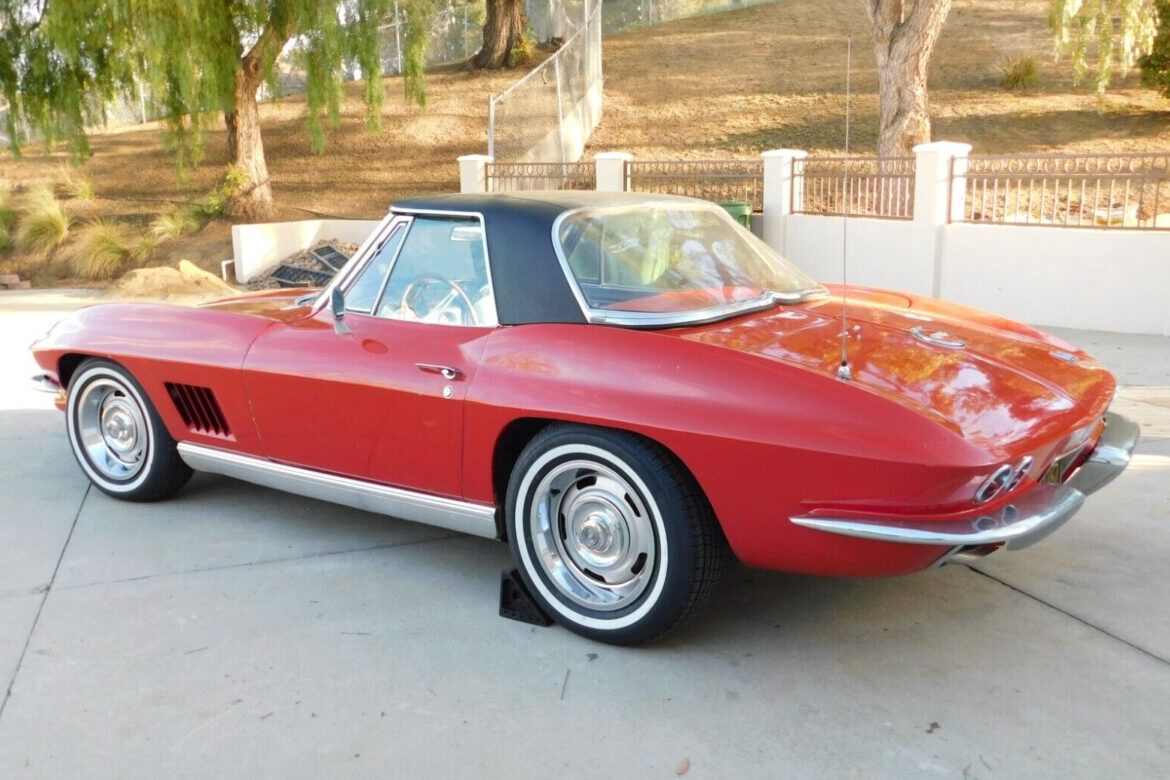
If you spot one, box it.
[31,192,1138,644]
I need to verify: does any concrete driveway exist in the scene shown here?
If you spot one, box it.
[1,290,1168,778]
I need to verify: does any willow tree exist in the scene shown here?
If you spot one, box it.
[0,0,431,219]
[1050,0,1158,96]
[1139,0,1170,95]
[860,0,953,156]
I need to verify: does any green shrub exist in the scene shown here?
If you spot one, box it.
[0,223,12,252]
[508,29,537,68]
[14,187,71,253]
[1140,0,1170,97]
[0,193,16,231]
[999,56,1040,90]
[150,207,200,240]
[67,219,159,279]
[67,219,136,279]
[52,167,95,200]
[194,164,250,219]
[129,234,158,263]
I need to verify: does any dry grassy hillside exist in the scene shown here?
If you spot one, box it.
[590,0,1170,157]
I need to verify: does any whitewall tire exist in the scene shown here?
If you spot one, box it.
[507,424,723,644]
[66,359,192,501]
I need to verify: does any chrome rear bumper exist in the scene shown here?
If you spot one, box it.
[1065,411,1140,496]
[790,412,1139,552]
[31,372,62,393]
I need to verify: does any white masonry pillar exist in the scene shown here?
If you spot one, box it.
[458,154,493,194]
[594,152,632,192]
[760,149,807,255]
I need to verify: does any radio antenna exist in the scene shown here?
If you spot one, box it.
[836,34,853,382]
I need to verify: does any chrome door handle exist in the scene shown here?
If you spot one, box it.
[416,363,463,381]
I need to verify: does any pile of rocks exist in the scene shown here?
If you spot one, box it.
[245,240,356,291]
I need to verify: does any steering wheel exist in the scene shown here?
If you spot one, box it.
[399,274,479,325]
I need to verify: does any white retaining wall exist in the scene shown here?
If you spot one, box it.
[231,219,380,283]
[938,223,1170,336]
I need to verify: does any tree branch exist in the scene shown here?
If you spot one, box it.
[861,0,903,42]
[241,0,297,83]
[891,0,952,59]
[899,0,951,41]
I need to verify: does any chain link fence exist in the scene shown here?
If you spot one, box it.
[488,0,602,163]
[377,2,486,79]
[600,0,774,34]
[489,0,780,164]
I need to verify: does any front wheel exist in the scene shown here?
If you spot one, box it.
[506,425,723,645]
[65,358,192,501]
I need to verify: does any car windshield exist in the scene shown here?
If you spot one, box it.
[556,202,824,323]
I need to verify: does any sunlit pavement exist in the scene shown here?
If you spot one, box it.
[1,289,1167,778]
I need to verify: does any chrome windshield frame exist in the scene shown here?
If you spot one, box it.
[313,207,500,329]
[549,200,825,328]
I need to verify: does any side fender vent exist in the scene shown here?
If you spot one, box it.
[165,382,232,438]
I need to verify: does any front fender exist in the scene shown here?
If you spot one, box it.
[31,302,271,452]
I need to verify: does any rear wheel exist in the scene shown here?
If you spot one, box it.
[506,425,722,645]
[65,359,192,501]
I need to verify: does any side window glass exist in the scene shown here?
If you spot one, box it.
[375,217,496,326]
[344,224,405,313]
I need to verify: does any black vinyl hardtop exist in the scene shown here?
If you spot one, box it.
[390,192,693,325]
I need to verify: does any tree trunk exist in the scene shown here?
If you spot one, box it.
[861,0,952,156]
[224,109,238,160]
[872,42,932,156]
[472,0,526,69]
[223,9,297,220]
[225,68,273,220]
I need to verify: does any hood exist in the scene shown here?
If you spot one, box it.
[670,286,1115,455]
[197,287,316,323]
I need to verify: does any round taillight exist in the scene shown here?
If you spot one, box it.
[974,465,1013,504]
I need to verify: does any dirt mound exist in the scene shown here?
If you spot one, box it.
[107,259,239,303]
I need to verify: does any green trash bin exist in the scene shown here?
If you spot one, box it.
[717,200,752,228]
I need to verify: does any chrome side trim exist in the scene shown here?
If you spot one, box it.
[177,443,498,539]
[1065,411,1140,496]
[790,483,1085,549]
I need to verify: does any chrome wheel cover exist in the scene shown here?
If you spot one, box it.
[75,377,149,482]
[528,459,657,611]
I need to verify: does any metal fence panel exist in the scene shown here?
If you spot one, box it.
[954,153,1170,230]
[794,156,915,220]
[627,159,763,210]
[486,160,596,190]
